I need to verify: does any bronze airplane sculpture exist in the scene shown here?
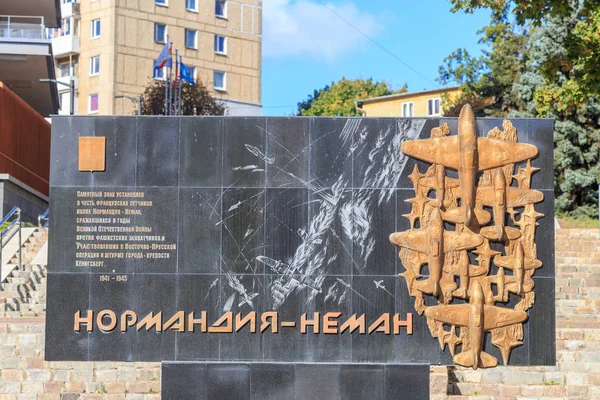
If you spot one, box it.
[424,282,528,369]
[477,168,544,241]
[493,242,542,295]
[401,104,539,230]
[389,207,483,298]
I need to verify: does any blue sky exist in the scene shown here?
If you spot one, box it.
[261,0,490,116]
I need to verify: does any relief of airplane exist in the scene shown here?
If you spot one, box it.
[477,168,544,241]
[401,104,539,230]
[424,281,528,369]
[492,241,541,295]
[255,255,321,292]
[389,207,483,298]
[412,165,492,225]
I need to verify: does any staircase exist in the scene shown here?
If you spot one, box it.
[0,228,48,317]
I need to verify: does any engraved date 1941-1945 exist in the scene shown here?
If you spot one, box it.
[99,274,128,282]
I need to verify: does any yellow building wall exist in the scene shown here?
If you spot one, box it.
[362,88,461,117]
[112,0,262,115]
[56,0,262,115]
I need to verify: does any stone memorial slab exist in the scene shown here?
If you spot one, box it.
[45,114,555,368]
[160,362,430,400]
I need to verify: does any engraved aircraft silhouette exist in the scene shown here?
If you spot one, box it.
[477,168,544,241]
[255,256,321,292]
[389,207,483,298]
[424,281,528,369]
[401,104,539,230]
[493,241,541,295]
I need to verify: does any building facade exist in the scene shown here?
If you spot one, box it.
[51,0,262,115]
[358,86,460,117]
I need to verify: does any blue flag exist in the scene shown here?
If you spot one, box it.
[180,61,196,86]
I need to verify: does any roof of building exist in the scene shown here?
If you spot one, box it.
[359,86,461,104]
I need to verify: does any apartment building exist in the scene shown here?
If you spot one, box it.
[51,0,262,115]
[357,87,461,117]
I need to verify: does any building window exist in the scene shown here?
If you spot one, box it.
[155,0,167,6]
[90,56,100,76]
[185,0,197,11]
[60,18,71,36]
[185,29,197,49]
[153,67,164,80]
[215,0,226,18]
[59,63,71,77]
[214,35,226,54]
[91,19,101,39]
[427,98,441,116]
[154,23,166,43]
[402,102,414,117]
[213,71,226,91]
[89,94,99,113]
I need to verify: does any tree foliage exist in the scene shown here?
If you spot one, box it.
[441,0,600,218]
[297,78,405,116]
[140,79,225,116]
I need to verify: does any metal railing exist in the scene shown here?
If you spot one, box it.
[0,16,46,41]
[0,207,21,286]
[38,208,49,229]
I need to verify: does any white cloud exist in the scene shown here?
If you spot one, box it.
[263,0,383,62]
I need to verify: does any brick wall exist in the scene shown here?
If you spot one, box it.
[0,229,598,399]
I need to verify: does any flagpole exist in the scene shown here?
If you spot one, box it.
[178,55,183,115]
[170,42,174,115]
[166,41,172,115]
[174,48,179,116]
[163,34,169,115]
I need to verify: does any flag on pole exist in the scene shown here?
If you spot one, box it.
[153,41,172,70]
[180,61,196,86]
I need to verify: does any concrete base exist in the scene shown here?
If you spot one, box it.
[0,174,48,224]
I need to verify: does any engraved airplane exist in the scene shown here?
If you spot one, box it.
[389,207,483,298]
[401,104,539,230]
[493,241,541,295]
[255,256,321,292]
[424,281,528,369]
[477,168,544,241]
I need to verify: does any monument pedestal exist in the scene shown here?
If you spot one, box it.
[161,362,430,400]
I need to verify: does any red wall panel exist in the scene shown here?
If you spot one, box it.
[0,82,50,197]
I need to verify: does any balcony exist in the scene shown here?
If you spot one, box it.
[60,2,80,19]
[0,14,58,116]
[51,33,79,57]
[0,16,47,43]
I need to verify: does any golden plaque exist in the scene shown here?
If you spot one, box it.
[78,136,106,172]
[391,104,544,369]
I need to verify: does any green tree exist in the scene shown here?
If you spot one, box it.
[515,12,600,218]
[449,0,600,109]
[437,7,532,117]
[297,78,405,116]
[140,80,226,116]
[440,0,600,218]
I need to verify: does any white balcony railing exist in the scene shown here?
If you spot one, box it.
[51,34,80,57]
[0,16,47,42]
